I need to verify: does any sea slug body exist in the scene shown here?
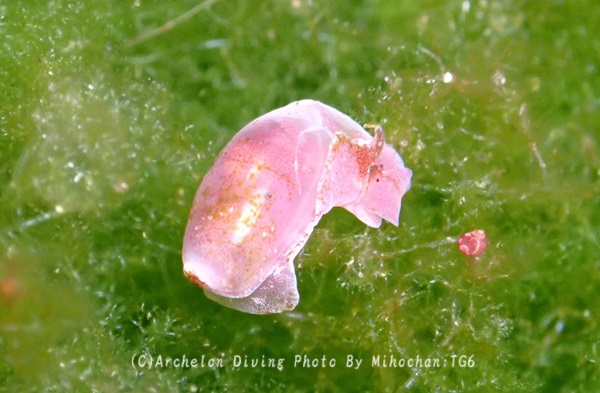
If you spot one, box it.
[182,100,412,314]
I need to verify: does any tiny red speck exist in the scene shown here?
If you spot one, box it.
[458,229,488,256]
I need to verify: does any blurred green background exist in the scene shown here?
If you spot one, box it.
[1,0,599,391]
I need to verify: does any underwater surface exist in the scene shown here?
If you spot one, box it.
[1,0,599,391]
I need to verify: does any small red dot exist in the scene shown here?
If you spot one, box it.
[0,277,20,306]
[458,229,488,256]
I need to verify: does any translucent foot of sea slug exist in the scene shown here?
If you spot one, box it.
[182,100,412,314]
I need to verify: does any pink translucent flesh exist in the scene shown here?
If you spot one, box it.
[295,123,332,198]
[182,100,412,313]
[314,133,364,215]
[344,145,412,227]
[204,260,299,314]
[316,101,370,140]
[183,117,327,299]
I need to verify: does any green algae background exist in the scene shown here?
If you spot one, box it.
[1,0,599,391]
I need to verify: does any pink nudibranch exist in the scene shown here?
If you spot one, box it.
[182,100,412,314]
